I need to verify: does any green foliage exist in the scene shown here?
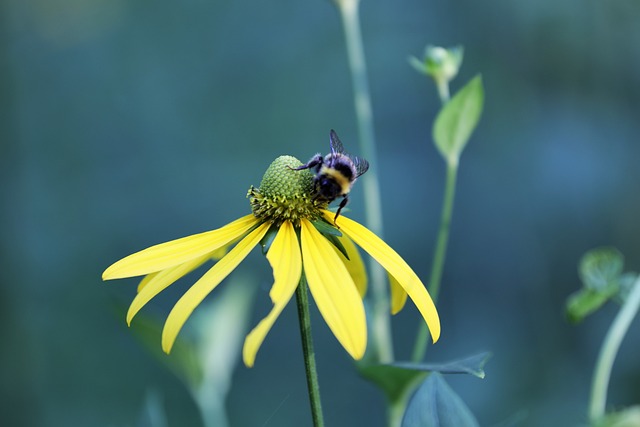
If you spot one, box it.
[402,373,480,427]
[392,352,491,379]
[566,287,617,324]
[311,219,343,237]
[433,75,484,164]
[359,352,490,404]
[579,247,624,292]
[566,247,638,323]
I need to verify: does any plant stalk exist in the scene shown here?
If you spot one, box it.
[411,158,458,362]
[296,276,325,427]
[334,0,393,363]
[588,276,640,423]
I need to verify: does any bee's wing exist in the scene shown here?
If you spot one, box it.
[353,156,369,178]
[329,129,345,154]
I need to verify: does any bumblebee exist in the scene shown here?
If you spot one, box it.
[292,129,369,222]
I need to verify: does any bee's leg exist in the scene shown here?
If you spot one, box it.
[333,195,349,225]
[289,154,323,172]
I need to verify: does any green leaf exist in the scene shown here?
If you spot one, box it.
[312,219,349,259]
[433,74,484,163]
[311,219,343,237]
[566,287,618,323]
[579,247,624,291]
[402,373,480,427]
[359,352,490,402]
[359,364,426,402]
[324,233,350,260]
[392,352,491,379]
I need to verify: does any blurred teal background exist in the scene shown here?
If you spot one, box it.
[2,0,640,426]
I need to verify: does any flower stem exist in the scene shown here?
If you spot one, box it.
[411,158,458,362]
[295,275,325,427]
[334,0,393,364]
[588,276,640,423]
[435,79,450,105]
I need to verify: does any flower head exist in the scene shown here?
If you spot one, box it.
[410,45,463,85]
[103,155,440,367]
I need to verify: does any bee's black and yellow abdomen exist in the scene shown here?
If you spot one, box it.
[319,164,353,196]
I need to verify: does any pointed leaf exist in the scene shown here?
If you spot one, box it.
[433,75,484,163]
[360,352,490,402]
[402,373,479,427]
[311,219,343,237]
[392,352,491,379]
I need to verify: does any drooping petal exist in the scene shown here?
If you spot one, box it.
[325,211,440,343]
[137,245,229,293]
[137,272,157,293]
[102,214,259,280]
[127,254,210,326]
[243,221,301,367]
[266,221,302,303]
[389,273,408,314]
[161,222,271,354]
[334,234,367,298]
[300,219,367,360]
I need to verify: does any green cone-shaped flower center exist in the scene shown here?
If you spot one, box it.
[249,156,327,226]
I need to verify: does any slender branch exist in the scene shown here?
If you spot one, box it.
[334,0,393,364]
[411,158,458,362]
[589,276,640,422]
[296,275,325,427]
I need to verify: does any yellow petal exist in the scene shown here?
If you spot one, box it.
[266,221,302,303]
[243,221,301,367]
[334,234,367,298]
[137,272,157,293]
[325,211,440,343]
[137,245,228,293]
[300,219,367,360]
[102,214,259,280]
[127,254,210,326]
[161,222,271,354]
[389,273,408,314]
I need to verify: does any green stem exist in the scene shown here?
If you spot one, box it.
[334,0,393,363]
[588,276,640,423]
[435,79,450,105]
[411,158,458,362]
[296,275,325,427]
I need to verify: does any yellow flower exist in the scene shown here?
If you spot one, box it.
[103,156,440,367]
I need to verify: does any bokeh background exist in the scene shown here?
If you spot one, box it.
[2,0,640,426]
